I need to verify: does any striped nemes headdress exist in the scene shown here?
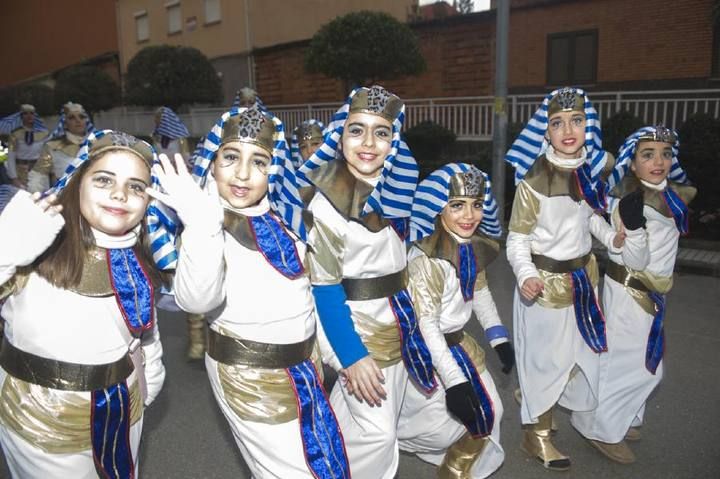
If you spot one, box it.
[48,129,180,270]
[153,106,189,140]
[49,102,94,140]
[296,85,418,219]
[192,105,307,240]
[411,163,502,242]
[290,119,326,168]
[607,125,688,192]
[505,86,608,185]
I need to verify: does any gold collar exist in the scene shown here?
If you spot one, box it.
[610,176,697,218]
[304,160,390,232]
[68,248,114,297]
[414,223,499,277]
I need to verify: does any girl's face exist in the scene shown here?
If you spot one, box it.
[341,112,392,181]
[440,197,484,239]
[299,138,323,161]
[212,141,270,209]
[66,112,88,136]
[547,111,586,159]
[631,141,673,185]
[79,150,151,235]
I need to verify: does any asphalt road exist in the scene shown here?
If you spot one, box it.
[2,256,719,478]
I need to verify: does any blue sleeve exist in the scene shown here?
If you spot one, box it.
[312,284,368,368]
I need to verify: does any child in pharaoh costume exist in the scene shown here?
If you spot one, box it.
[5,104,49,189]
[399,163,514,478]
[571,126,696,463]
[28,102,94,193]
[504,87,625,470]
[297,85,436,479]
[150,105,350,478]
[290,119,325,168]
[0,130,167,478]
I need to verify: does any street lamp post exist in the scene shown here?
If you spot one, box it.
[492,0,509,225]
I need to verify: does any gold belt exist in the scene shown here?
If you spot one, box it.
[532,253,590,273]
[342,268,408,301]
[605,261,651,293]
[444,329,465,347]
[0,338,134,391]
[207,329,315,369]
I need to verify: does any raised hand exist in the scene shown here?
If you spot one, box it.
[146,153,223,232]
[619,188,646,231]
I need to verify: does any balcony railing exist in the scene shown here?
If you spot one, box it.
[81,89,720,141]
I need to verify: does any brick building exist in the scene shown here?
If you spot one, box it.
[0,1,119,88]
[253,0,717,104]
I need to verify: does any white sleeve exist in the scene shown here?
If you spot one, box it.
[142,318,165,406]
[408,254,466,388]
[5,150,17,179]
[472,285,509,347]
[173,224,226,314]
[506,231,539,288]
[590,213,622,254]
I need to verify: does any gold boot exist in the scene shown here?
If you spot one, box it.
[186,313,207,360]
[437,432,488,479]
[514,389,558,433]
[521,410,571,471]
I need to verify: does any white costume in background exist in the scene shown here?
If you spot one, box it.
[0,193,165,478]
[506,150,620,425]
[571,178,696,443]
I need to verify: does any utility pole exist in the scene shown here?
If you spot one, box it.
[491,0,509,225]
[244,0,254,89]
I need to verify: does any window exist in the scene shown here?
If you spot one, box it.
[713,23,720,77]
[135,11,149,43]
[205,0,221,24]
[166,2,182,35]
[546,30,598,85]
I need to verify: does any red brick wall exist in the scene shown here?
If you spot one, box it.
[254,0,715,103]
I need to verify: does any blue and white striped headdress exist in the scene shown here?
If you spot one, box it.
[0,111,47,135]
[48,129,180,270]
[153,107,189,140]
[297,85,418,219]
[191,106,307,240]
[411,163,502,242]
[607,125,688,193]
[505,87,608,185]
[290,119,326,168]
[49,102,94,140]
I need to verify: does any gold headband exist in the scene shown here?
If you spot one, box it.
[89,131,154,167]
[349,86,403,122]
[449,167,485,199]
[548,88,584,117]
[295,122,323,142]
[637,125,677,144]
[221,106,275,154]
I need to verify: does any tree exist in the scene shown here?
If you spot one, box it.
[14,83,55,116]
[457,0,474,14]
[54,66,120,113]
[125,45,222,109]
[305,11,426,91]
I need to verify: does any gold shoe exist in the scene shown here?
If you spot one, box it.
[624,427,641,442]
[521,411,570,471]
[588,439,636,464]
[514,389,558,433]
[437,433,488,479]
[187,313,207,360]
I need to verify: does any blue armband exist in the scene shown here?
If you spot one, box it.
[485,325,510,343]
[312,284,368,368]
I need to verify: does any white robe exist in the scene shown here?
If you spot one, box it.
[572,204,678,443]
[507,181,619,424]
[397,246,505,478]
[174,200,331,479]
[307,191,410,479]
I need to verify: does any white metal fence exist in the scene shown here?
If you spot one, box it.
[65,89,720,141]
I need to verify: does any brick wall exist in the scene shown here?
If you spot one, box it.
[254,0,716,103]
